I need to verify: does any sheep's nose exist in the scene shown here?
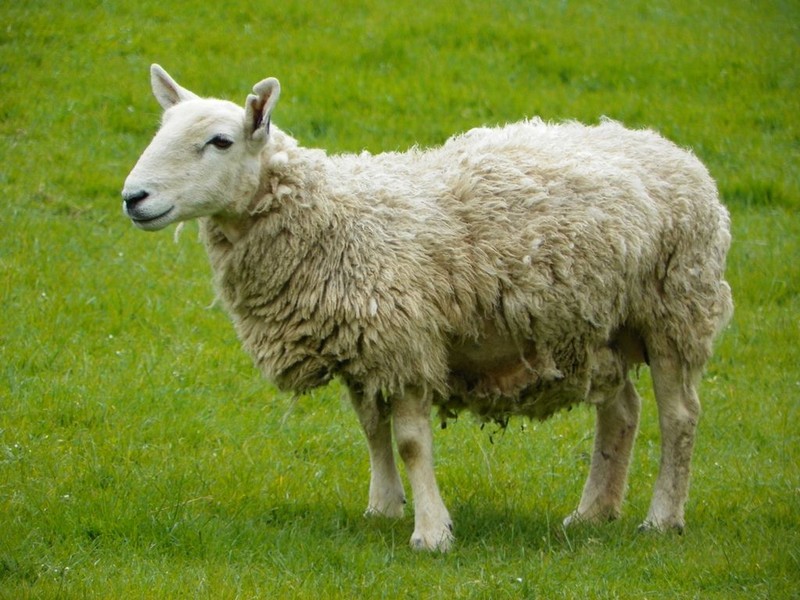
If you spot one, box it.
[123,190,149,209]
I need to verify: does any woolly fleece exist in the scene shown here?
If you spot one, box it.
[198,119,732,423]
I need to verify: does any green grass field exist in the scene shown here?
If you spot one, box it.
[1,0,798,598]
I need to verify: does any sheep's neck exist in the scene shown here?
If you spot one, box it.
[208,171,277,244]
[212,214,252,244]
[214,134,330,246]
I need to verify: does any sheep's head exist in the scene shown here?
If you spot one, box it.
[122,65,280,231]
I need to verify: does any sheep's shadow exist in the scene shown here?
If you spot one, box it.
[119,492,647,564]
[337,500,635,554]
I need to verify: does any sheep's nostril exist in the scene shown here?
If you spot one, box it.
[123,190,149,209]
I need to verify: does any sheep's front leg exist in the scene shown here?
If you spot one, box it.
[348,388,405,518]
[392,388,453,551]
[642,351,702,532]
[564,378,641,527]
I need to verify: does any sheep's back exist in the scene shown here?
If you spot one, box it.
[330,118,729,367]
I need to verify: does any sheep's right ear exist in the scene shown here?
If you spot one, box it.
[150,64,198,110]
[245,78,281,145]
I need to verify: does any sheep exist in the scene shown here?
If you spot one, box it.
[122,65,733,552]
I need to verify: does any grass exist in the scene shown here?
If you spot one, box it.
[1,0,798,597]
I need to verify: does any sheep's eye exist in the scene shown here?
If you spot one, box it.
[208,135,233,150]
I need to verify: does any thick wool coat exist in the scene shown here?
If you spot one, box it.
[201,118,732,422]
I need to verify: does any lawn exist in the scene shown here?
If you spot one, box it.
[1,0,798,598]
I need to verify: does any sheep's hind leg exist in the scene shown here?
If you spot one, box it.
[392,387,453,551]
[564,377,641,527]
[641,349,702,533]
[348,388,406,519]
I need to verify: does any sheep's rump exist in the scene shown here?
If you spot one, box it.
[214,119,732,422]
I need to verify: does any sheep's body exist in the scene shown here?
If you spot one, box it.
[123,66,732,552]
[204,120,730,421]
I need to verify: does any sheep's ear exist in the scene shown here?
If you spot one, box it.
[150,64,198,110]
[245,77,281,144]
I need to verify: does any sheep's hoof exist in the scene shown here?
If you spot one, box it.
[562,511,582,528]
[410,521,454,552]
[637,519,685,535]
[364,501,405,520]
[563,509,618,528]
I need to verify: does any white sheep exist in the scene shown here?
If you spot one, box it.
[122,65,733,552]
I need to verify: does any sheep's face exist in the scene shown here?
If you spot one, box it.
[123,65,280,231]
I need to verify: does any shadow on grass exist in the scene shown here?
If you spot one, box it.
[121,496,635,560]
[343,499,643,557]
[451,504,635,552]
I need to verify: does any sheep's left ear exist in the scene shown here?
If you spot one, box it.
[245,77,281,145]
[151,64,198,110]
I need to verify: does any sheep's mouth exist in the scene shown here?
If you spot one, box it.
[130,206,175,229]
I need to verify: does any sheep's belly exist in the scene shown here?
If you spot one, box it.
[441,331,589,424]
[440,325,644,424]
[441,363,588,424]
